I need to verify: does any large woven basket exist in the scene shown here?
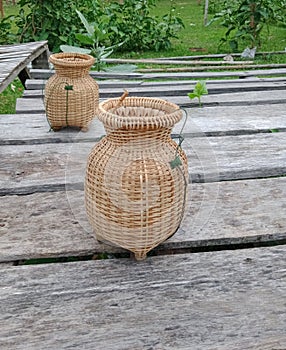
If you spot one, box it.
[44,52,99,130]
[85,96,188,260]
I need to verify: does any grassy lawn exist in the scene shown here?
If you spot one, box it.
[0,79,23,114]
[0,0,285,113]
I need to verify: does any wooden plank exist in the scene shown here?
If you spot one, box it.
[0,41,49,93]
[1,103,286,145]
[0,263,13,269]
[137,63,286,73]
[0,246,285,350]
[1,131,286,192]
[176,104,286,136]
[25,79,144,92]
[66,80,286,98]
[0,177,285,262]
[25,76,286,91]
[155,50,286,60]
[22,80,286,99]
[16,90,286,113]
[0,114,105,145]
[0,41,48,53]
[140,68,286,79]
[104,57,254,65]
[30,67,286,80]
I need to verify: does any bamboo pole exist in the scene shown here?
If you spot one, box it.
[104,58,253,65]
[137,63,286,73]
[204,0,209,26]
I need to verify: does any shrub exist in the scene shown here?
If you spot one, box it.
[0,16,16,44]
[209,0,286,51]
[12,0,183,53]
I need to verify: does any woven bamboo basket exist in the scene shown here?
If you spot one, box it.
[44,52,99,130]
[85,96,188,260]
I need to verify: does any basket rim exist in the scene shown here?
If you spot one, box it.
[49,52,95,68]
[98,97,183,129]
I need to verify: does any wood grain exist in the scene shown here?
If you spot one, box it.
[25,76,286,91]
[1,103,286,145]
[1,131,286,193]
[0,41,49,93]
[0,177,285,262]
[2,55,286,350]
[0,246,285,349]
[30,67,286,80]
[23,80,286,99]
[16,90,286,113]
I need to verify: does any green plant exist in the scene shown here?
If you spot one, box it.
[11,0,183,53]
[209,0,286,51]
[187,81,208,107]
[0,15,16,44]
[60,10,134,72]
[0,79,24,114]
[14,0,92,52]
[105,0,184,52]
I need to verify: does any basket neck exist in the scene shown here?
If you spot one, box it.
[54,65,91,78]
[105,126,172,147]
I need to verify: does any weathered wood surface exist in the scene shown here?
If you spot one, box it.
[1,132,286,193]
[155,51,286,60]
[0,177,285,262]
[0,41,49,93]
[15,89,286,113]
[25,75,286,91]
[0,246,286,350]
[22,80,286,99]
[1,103,286,145]
[30,67,286,80]
[138,63,286,73]
[104,57,254,65]
[1,61,286,350]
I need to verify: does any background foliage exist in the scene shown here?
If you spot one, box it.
[0,0,285,114]
[10,0,183,53]
[208,0,286,51]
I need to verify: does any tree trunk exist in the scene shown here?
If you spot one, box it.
[0,0,4,18]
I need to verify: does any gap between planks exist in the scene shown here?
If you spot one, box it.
[0,177,285,262]
[0,246,286,349]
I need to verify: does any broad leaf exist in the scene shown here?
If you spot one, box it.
[76,10,94,37]
[105,64,137,72]
[187,92,198,100]
[194,81,208,96]
[75,33,94,46]
[60,45,91,54]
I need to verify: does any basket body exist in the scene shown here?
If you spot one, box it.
[44,53,99,130]
[85,97,188,260]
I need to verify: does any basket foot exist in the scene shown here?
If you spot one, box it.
[134,251,147,261]
[51,126,62,131]
[80,126,89,132]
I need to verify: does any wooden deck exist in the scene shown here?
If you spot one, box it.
[0,41,49,93]
[0,62,286,349]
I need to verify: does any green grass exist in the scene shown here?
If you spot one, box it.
[120,0,286,58]
[0,0,285,114]
[0,79,24,114]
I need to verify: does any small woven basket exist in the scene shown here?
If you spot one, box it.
[44,52,99,130]
[85,96,188,260]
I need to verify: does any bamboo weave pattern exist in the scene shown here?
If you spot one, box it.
[85,97,188,260]
[44,53,99,130]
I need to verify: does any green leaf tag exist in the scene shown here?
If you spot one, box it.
[170,156,182,169]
